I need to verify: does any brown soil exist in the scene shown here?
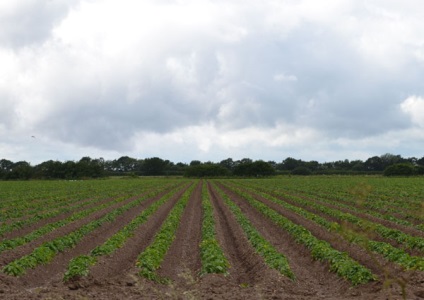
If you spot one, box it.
[0,180,423,300]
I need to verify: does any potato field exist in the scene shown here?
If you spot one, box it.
[0,177,423,299]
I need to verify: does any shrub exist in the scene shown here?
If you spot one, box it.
[383,163,415,177]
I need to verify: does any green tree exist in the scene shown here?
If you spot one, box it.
[141,157,167,176]
[383,163,415,176]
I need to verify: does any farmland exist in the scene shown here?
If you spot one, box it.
[0,177,423,299]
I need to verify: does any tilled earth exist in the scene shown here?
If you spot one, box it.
[0,181,423,299]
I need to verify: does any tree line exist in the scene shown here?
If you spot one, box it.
[0,153,423,180]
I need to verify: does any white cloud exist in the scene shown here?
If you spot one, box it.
[401,96,424,127]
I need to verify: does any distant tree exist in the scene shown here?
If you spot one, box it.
[251,161,276,176]
[190,160,202,166]
[167,162,187,176]
[280,157,302,171]
[114,156,138,173]
[415,165,424,175]
[380,153,404,169]
[219,158,235,172]
[34,160,64,179]
[291,166,312,175]
[141,157,167,176]
[77,157,105,178]
[351,161,365,172]
[233,160,275,177]
[383,163,415,177]
[8,161,33,180]
[364,156,384,171]
[304,160,319,172]
[333,159,351,171]
[0,159,13,179]
[185,164,230,177]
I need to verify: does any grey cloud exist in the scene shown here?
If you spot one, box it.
[0,0,79,48]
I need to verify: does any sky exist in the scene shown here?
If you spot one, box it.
[1,0,424,165]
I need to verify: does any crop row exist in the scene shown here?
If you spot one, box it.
[218,181,375,285]
[0,194,131,254]
[63,183,187,281]
[236,181,424,252]
[229,182,424,272]
[239,179,424,232]
[199,183,229,275]
[2,183,175,277]
[0,180,184,237]
[136,182,198,282]
[270,178,424,225]
[212,183,295,279]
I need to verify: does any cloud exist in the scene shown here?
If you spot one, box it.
[401,96,424,127]
[1,0,424,163]
[0,0,79,48]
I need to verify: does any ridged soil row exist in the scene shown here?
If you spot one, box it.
[85,183,194,283]
[0,193,148,269]
[220,183,404,280]
[157,181,203,283]
[6,184,187,288]
[281,192,424,257]
[206,182,274,286]
[214,182,352,298]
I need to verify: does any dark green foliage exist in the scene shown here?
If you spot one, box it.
[233,160,275,177]
[290,166,312,175]
[185,164,230,177]
[1,152,424,180]
[383,163,415,177]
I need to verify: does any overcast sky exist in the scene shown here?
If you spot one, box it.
[1,0,424,164]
